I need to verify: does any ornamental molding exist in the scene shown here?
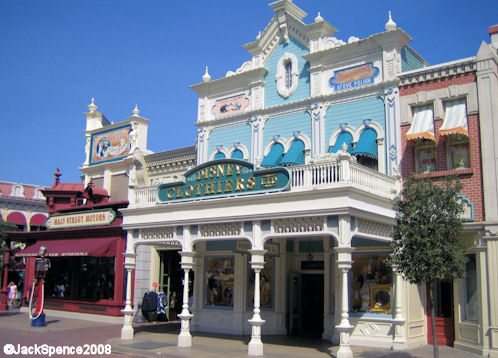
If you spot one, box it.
[141,227,175,240]
[355,218,393,239]
[399,58,476,86]
[200,222,241,237]
[273,217,324,234]
[276,52,299,98]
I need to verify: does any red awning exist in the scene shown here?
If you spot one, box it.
[7,212,26,225]
[30,214,47,226]
[15,238,118,258]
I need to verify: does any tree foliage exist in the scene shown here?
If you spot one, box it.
[390,175,467,285]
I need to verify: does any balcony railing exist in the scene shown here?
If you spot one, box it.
[129,159,400,208]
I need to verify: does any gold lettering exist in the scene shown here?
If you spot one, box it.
[226,164,234,176]
[246,176,256,190]
[184,185,194,197]
[197,168,207,181]
[176,186,184,198]
[224,180,233,192]
[235,165,242,175]
[261,174,278,188]
[167,188,176,199]
[205,182,215,194]
[209,166,216,178]
[195,183,203,196]
[235,178,245,191]
[216,181,222,193]
[216,164,225,178]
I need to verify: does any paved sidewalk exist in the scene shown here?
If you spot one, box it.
[0,311,483,358]
[109,321,482,358]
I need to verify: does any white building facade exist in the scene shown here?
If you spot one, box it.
[118,1,431,356]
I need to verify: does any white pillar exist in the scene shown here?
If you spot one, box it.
[121,252,136,340]
[335,247,354,358]
[392,264,406,349]
[178,251,195,348]
[248,249,266,356]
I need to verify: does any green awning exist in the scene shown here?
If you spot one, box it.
[261,143,284,167]
[281,140,305,166]
[351,128,377,159]
[329,132,353,153]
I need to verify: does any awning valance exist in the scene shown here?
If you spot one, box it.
[329,132,353,153]
[351,128,378,159]
[261,143,284,167]
[406,105,435,141]
[439,99,468,137]
[15,238,118,258]
[281,140,305,166]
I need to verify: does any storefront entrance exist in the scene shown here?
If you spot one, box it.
[158,250,183,321]
[289,273,324,336]
[427,281,454,346]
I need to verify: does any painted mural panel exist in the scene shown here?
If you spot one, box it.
[90,125,131,165]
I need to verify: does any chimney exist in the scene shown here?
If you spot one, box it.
[489,25,498,48]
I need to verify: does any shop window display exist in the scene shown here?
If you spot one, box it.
[206,256,234,307]
[45,257,115,300]
[247,258,273,309]
[350,254,392,314]
[463,254,478,322]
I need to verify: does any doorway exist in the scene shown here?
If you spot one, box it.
[427,281,454,346]
[289,273,324,336]
[158,250,182,321]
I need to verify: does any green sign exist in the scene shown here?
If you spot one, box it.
[157,159,290,203]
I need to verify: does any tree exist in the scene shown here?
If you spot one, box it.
[390,175,467,358]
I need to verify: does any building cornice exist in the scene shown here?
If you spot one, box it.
[399,57,476,86]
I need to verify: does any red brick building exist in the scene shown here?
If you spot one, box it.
[398,26,498,357]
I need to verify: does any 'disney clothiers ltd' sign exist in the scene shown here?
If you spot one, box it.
[156,159,290,203]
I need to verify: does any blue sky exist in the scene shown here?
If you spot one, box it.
[1,0,496,186]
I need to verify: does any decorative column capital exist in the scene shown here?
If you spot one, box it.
[179,251,195,270]
[249,249,266,270]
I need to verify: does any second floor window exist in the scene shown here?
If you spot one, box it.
[284,61,292,89]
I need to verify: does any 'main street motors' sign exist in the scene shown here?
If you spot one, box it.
[157,159,290,203]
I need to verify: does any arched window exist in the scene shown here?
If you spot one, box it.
[261,143,284,167]
[351,128,378,170]
[231,149,244,159]
[214,151,226,159]
[281,140,305,166]
[329,132,353,153]
[284,61,292,89]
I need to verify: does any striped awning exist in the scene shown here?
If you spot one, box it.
[406,105,435,141]
[351,128,378,159]
[439,99,468,137]
[329,132,353,153]
[281,140,305,166]
[261,143,284,167]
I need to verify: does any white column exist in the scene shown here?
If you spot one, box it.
[248,249,266,356]
[178,251,195,348]
[121,252,136,340]
[335,247,354,358]
[392,264,406,349]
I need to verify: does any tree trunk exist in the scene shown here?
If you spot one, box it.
[430,282,439,358]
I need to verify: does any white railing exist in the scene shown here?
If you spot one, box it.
[129,160,399,208]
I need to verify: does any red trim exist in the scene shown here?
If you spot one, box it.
[16,238,118,258]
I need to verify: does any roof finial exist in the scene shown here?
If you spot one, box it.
[88,97,97,112]
[54,168,62,186]
[132,104,140,117]
[202,66,211,82]
[385,11,397,31]
[315,12,324,23]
